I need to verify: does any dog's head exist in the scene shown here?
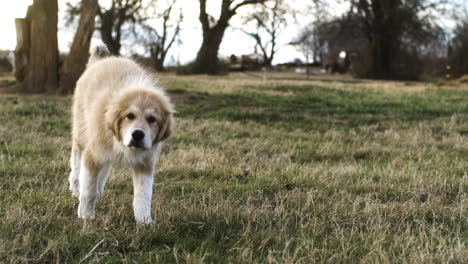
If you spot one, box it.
[105,89,174,150]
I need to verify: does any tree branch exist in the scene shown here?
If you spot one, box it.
[199,0,210,31]
[232,0,265,13]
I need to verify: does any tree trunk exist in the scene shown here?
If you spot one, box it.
[22,0,59,93]
[100,10,121,55]
[60,0,98,94]
[14,11,31,82]
[264,55,273,67]
[191,27,226,74]
[154,56,165,72]
[370,34,393,79]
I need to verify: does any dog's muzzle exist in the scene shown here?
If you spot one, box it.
[128,129,146,149]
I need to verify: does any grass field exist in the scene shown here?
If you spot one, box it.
[0,72,467,263]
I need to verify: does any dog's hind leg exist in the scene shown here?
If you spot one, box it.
[68,146,81,197]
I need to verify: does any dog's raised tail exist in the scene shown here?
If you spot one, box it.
[88,44,111,66]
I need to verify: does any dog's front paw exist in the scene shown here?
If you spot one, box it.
[135,216,153,224]
[78,203,95,219]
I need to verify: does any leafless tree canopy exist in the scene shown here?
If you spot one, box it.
[135,0,183,71]
[98,0,152,55]
[189,0,266,74]
[67,0,152,55]
[242,0,289,67]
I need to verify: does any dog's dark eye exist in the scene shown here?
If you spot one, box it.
[127,113,135,120]
[147,116,156,123]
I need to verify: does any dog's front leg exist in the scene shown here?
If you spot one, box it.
[132,167,154,224]
[78,153,100,219]
[69,148,81,197]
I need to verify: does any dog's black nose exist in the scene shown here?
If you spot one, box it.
[132,130,145,141]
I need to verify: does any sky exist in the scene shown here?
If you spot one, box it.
[0,0,464,65]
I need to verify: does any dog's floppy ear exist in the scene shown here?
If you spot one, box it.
[154,113,174,144]
[105,104,123,141]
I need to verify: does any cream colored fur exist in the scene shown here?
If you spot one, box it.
[69,45,174,224]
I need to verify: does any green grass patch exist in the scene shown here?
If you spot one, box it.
[171,85,468,132]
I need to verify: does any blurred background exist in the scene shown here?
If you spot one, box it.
[0,0,467,93]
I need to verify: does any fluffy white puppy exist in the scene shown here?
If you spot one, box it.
[69,45,174,223]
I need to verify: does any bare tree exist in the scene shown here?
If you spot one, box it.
[98,0,149,55]
[290,0,332,66]
[242,0,289,67]
[347,0,447,79]
[67,0,151,55]
[190,0,266,74]
[294,15,366,67]
[450,21,468,77]
[137,0,183,71]
[60,0,99,93]
[291,27,315,77]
